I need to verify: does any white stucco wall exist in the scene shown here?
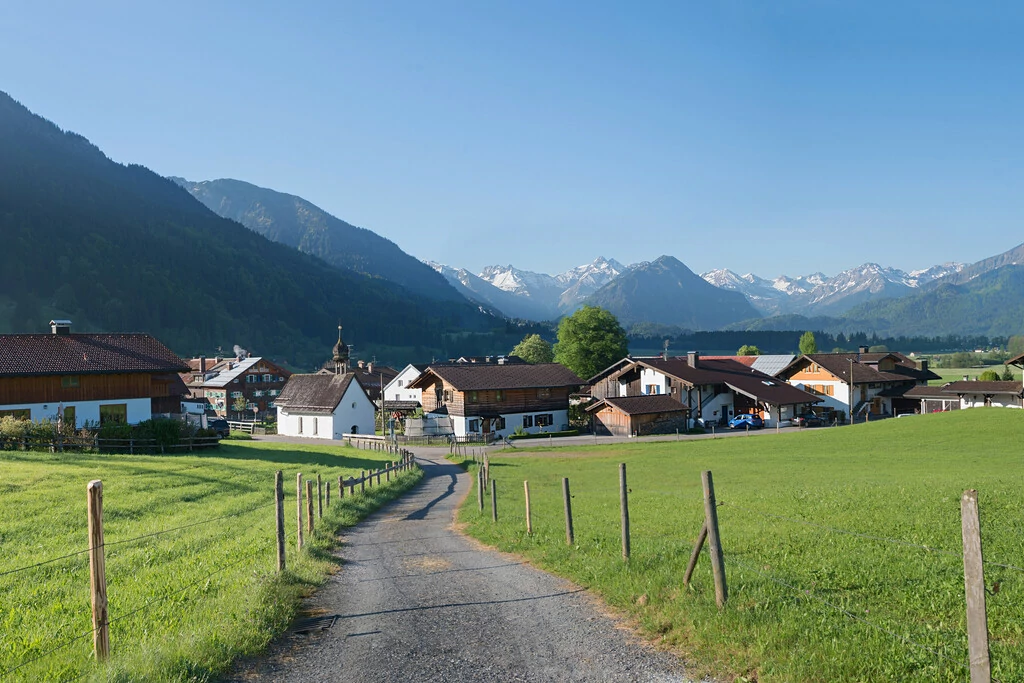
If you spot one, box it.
[439,409,570,439]
[0,398,151,427]
[383,365,424,404]
[959,394,1023,409]
[278,382,376,439]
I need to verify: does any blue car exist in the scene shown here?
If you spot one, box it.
[728,414,764,429]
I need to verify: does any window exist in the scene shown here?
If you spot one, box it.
[0,409,30,420]
[495,416,506,430]
[468,419,480,433]
[398,380,405,387]
[537,387,551,399]
[645,384,658,395]
[536,413,553,427]
[523,415,533,428]
[254,390,264,397]
[825,385,834,396]
[312,418,318,436]
[263,374,273,382]
[99,403,127,426]
[298,416,304,433]
[231,391,243,399]
[246,375,255,383]
[61,376,80,388]
[63,405,76,426]
[267,402,276,409]
[495,390,505,402]
[443,390,451,402]
[468,391,478,403]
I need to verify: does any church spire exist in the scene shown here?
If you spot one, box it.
[332,324,350,374]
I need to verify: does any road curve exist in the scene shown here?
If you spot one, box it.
[227,450,694,683]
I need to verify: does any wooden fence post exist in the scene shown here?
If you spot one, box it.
[701,470,727,608]
[478,468,485,511]
[682,522,708,587]
[326,481,331,508]
[339,475,344,499]
[619,463,630,561]
[491,479,498,522]
[562,477,574,546]
[961,489,991,683]
[387,463,392,482]
[524,480,532,535]
[317,474,323,519]
[275,471,285,572]
[296,473,304,551]
[306,480,314,534]
[87,480,109,661]
[360,471,365,493]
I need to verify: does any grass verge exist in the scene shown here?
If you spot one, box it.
[0,439,421,682]
[456,409,1024,682]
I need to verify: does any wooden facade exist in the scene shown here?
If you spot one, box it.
[419,378,572,417]
[0,373,173,405]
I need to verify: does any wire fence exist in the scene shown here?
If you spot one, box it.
[468,459,1019,682]
[0,451,421,680]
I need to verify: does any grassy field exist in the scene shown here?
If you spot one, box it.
[930,366,1021,384]
[457,409,1024,682]
[0,440,420,682]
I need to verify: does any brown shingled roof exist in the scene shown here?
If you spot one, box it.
[636,357,822,406]
[0,334,188,376]
[586,395,689,416]
[941,381,1024,395]
[276,373,365,414]
[411,363,583,391]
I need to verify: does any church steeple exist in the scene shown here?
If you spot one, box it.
[332,325,350,374]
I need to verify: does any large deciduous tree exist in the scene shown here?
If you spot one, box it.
[737,344,762,356]
[798,331,818,355]
[554,306,629,380]
[511,334,554,364]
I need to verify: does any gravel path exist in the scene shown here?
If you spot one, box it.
[227,450,694,683]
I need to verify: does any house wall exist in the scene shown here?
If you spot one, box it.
[787,366,855,415]
[439,409,570,438]
[384,366,423,404]
[0,398,151,427]
[0,373,158,404]
[958,394,1023,409]
[593,407,687,437]
[421,379,571,417]
[277,410,332,439]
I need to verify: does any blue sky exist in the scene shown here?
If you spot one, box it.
[3,2,1023,278]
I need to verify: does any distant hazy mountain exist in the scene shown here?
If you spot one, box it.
[475,257,625,319]
[702,262,963,316]
[584,255,760,329]
[171,177,464,302]
[424,262,556,321]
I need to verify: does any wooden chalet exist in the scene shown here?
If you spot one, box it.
[586,394,688,437]
[586,352,821,428]
[408,362,583,439]
[0,320,188,427]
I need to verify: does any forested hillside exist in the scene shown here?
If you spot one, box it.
[171,177,465,302]
[0,92,509,367]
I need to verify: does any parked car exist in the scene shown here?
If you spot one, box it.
[792,413,824,428]
[728,414,764,429]
[209,418,230,438]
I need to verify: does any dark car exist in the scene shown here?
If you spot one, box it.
[209,418,230,438]
[792,413,823,428]
[728,413,764,429]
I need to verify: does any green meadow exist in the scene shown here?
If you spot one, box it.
[457,410,1024,682]
[930,366,1022,384]
[0,440,420,682]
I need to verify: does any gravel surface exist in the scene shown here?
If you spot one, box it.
[227,451,695,683]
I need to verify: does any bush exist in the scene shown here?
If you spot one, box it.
[508,429,579,440]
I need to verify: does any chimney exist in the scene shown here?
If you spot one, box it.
[963,375,969,381]
[919,360,928,373]
[859,345,870,354]
[200,355,207,373]
[50,320,72,335]
[687,351,699,368]
[358,360,366,369]
[367,362,374,373]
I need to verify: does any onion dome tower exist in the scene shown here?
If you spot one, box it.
[332,325,350,374]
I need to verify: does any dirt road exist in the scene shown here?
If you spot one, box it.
[228,450,693,682]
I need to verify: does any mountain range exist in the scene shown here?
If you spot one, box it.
[0,91,521,368]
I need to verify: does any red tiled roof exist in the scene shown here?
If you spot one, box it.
[0,334,188,376]
[703,355,757,366]
[586,394,689,416]
[410,363,583,392]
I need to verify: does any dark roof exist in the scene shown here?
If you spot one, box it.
[942,381,1024,395]
[0,334,188,377]
[586,395,689,416]
[636,357,822,406]
[275,373,366,414]
[1008,353,1024,367]
[410,363,583,392]
[857,351,942,382]
[903,385,951,399]
[376,400,421,411]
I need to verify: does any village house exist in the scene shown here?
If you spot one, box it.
[275,329,376,438]
[380,363,428,419]
[0,320,188,427]
[408,362,583,439]
[182,353,291,420]
[904,380,1024,412]
[586,352,821,428]
[586,394,689,437]
[777,348,940,421]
